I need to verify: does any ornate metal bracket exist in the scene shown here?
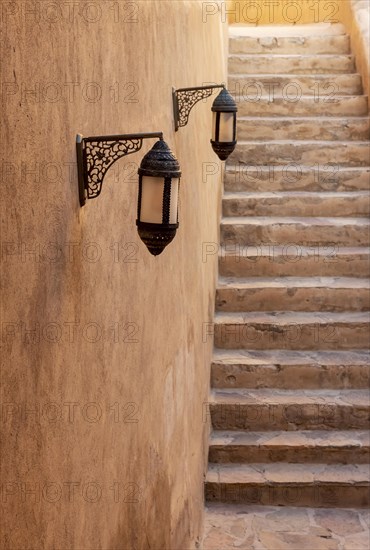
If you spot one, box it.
[172,84,225,131]
[76,132,163,206]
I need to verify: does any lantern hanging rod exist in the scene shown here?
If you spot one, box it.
[76,132,163,207]
[81,132,163,143]
[174,84,225,93]
[172,84,226,131]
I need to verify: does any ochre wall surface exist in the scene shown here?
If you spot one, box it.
[0,1,226,548]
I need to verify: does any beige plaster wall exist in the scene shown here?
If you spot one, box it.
[0,1,227,548]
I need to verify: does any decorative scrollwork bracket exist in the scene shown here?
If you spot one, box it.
[76,132,163,206]
[172,84,225,131]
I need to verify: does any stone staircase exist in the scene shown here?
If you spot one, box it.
[204,24,370,549]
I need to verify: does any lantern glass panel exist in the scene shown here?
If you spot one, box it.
[169,178,179,224]
[139,176,179,225]
[140,176,165,224]
[213,112,235,142]
[212,112,217,141]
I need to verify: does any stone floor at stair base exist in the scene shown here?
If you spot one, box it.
[203,504,370,550]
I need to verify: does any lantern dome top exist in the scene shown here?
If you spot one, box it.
[211,87,237,113]
[138,139,181,178]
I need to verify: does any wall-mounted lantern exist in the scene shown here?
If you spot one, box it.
[76,133,181,256]
[172,84,237,161]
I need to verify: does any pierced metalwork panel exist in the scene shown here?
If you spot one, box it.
[85,139,142,199]
[175,88,214,128]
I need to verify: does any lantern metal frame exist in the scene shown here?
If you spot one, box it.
[172,84,226,131]
[76,132,163,207]
[136,139,181,256]
[210,87,238,160]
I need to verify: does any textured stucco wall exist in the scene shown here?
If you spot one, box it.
[0,1,226,548]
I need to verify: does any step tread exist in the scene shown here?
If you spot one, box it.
[221,216,370,225]
[230,73,360,78]
[215,311,370,323]
[210,430,370,449]
[236,115,370,121]
[212,349,370,366]
[219,245,370,254]
[225,165,370,171]
[234,96,368,116]
[211,388,370,406]
[206,462,370,484]
[233,95,367,100]
[234,139,370,145]
[229,54,355,59]
[223,191,370,198]
[217,276,370,290]
[228,24,347,38]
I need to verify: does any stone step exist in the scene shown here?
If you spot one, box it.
[229,73,362,96]
[229,141,370,166]
[209,430,370,464]
[221,217,370,247]
[229,35,350,55]
[236,95,368,116]
[204,504,370,550]
[216,277,370,312]
[213,311,370,350]
[235,116,370,141]
[218,245,370,278]
[211,349,370,389]
[229,23,347,38]
[205,463,370,507]
[224,166,370,192]
[229,54,356,75]
[208,388,370,430]
[222,191,370,218]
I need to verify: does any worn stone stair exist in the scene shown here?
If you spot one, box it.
[229,34,350,55]
[224,165,370,192]
[221,217,370,246]
[216,277,370,311]
[209,430,370,463]
[206,463,369,507]
[209,388,370,430]
[229,54,356,74]
[214,311,370,350]
[229,74,363,95]
[230,141,370,165]
[205,24,370,526]
[235,116,370,140]
[236,95,368,116]
[223,191,370,217]
[211,349,370,390]
[219,245,370,278]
